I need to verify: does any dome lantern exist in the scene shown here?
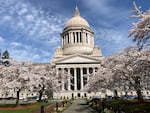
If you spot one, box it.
[74,6,80,17]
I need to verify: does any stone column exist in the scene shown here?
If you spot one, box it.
[70,32,73,44]
[83,32,85,44]
[78,32,80,42]
[93,67,95,76]
[90,35,92,45]
[75,32,77,43]
[61,36,63,47]
[63,36,65,45]
[66,35,68,44]
[87,68,90,81]
[81,31,83,43]
[92,35,94,45]
[68,68,71,91]
[64,35,66,45]
[81,68,84,91]
[74,68,77,91]
[56,68,59,86]
[62,68,65,91]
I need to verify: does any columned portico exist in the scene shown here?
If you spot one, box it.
[55,63,102,98]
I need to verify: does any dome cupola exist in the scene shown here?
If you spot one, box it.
[61,7,94,55]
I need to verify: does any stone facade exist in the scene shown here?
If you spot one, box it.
[51,7,104,99]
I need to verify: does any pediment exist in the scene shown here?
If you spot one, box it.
[55,55,101,64]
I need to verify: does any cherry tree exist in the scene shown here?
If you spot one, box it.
[129,2,150,49]
[0,58,69,103]
[85,46,149,101]
[0,60,32,105]
[85,59,113,96]
[107,46,150,101]
[27,64,69,101]
[27,64,58,102]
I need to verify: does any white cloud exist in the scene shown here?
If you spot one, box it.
[0,0,66,62]
[0,0,65,43]
[0,36,5,43]
[8,44,50,63]
[3,15,12,21]
[94,28,133,56]
[10,42,22,47]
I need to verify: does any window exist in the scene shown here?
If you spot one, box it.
[83,68,87,74]
[73,32,75,43]
[89,68,93,74]
[80,32,82,42]
[76,32,79,43]
[67,33,69,43]
[95,67,98,72]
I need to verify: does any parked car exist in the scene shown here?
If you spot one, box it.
[143,96,150,100]
[120,95,136,100]
[36,95,48,102]
[23,98,28,102]
[120,95,128,100]
[127,95,136,100]
[105,96,113,102]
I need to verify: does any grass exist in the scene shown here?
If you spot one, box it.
[0,102,51,113]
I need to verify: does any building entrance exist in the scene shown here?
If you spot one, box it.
[78,93,81,97]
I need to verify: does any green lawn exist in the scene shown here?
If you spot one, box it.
[0,102,51,113]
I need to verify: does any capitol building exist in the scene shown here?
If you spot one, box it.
[51,7,104,99]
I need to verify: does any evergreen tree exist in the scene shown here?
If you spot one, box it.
[2,50,9,59]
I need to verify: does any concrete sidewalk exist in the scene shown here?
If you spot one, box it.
[62,99,98,113]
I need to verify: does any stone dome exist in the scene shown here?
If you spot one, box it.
[61,6,94,55]
[64,6,90,28]
[65,16,90,28]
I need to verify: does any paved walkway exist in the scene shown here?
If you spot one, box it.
[63,99,98,113]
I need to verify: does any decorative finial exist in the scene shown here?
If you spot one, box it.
[74,6,80,17]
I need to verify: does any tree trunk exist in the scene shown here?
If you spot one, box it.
[38,85,45,102]
[135,77,143,102]
[137,89,143,102]
[39,90,43,102]
[114,90,119,100]
[16,90,20,105]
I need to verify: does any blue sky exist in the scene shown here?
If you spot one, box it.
[0,0,149,63]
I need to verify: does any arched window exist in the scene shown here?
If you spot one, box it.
[89,68,93,74]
